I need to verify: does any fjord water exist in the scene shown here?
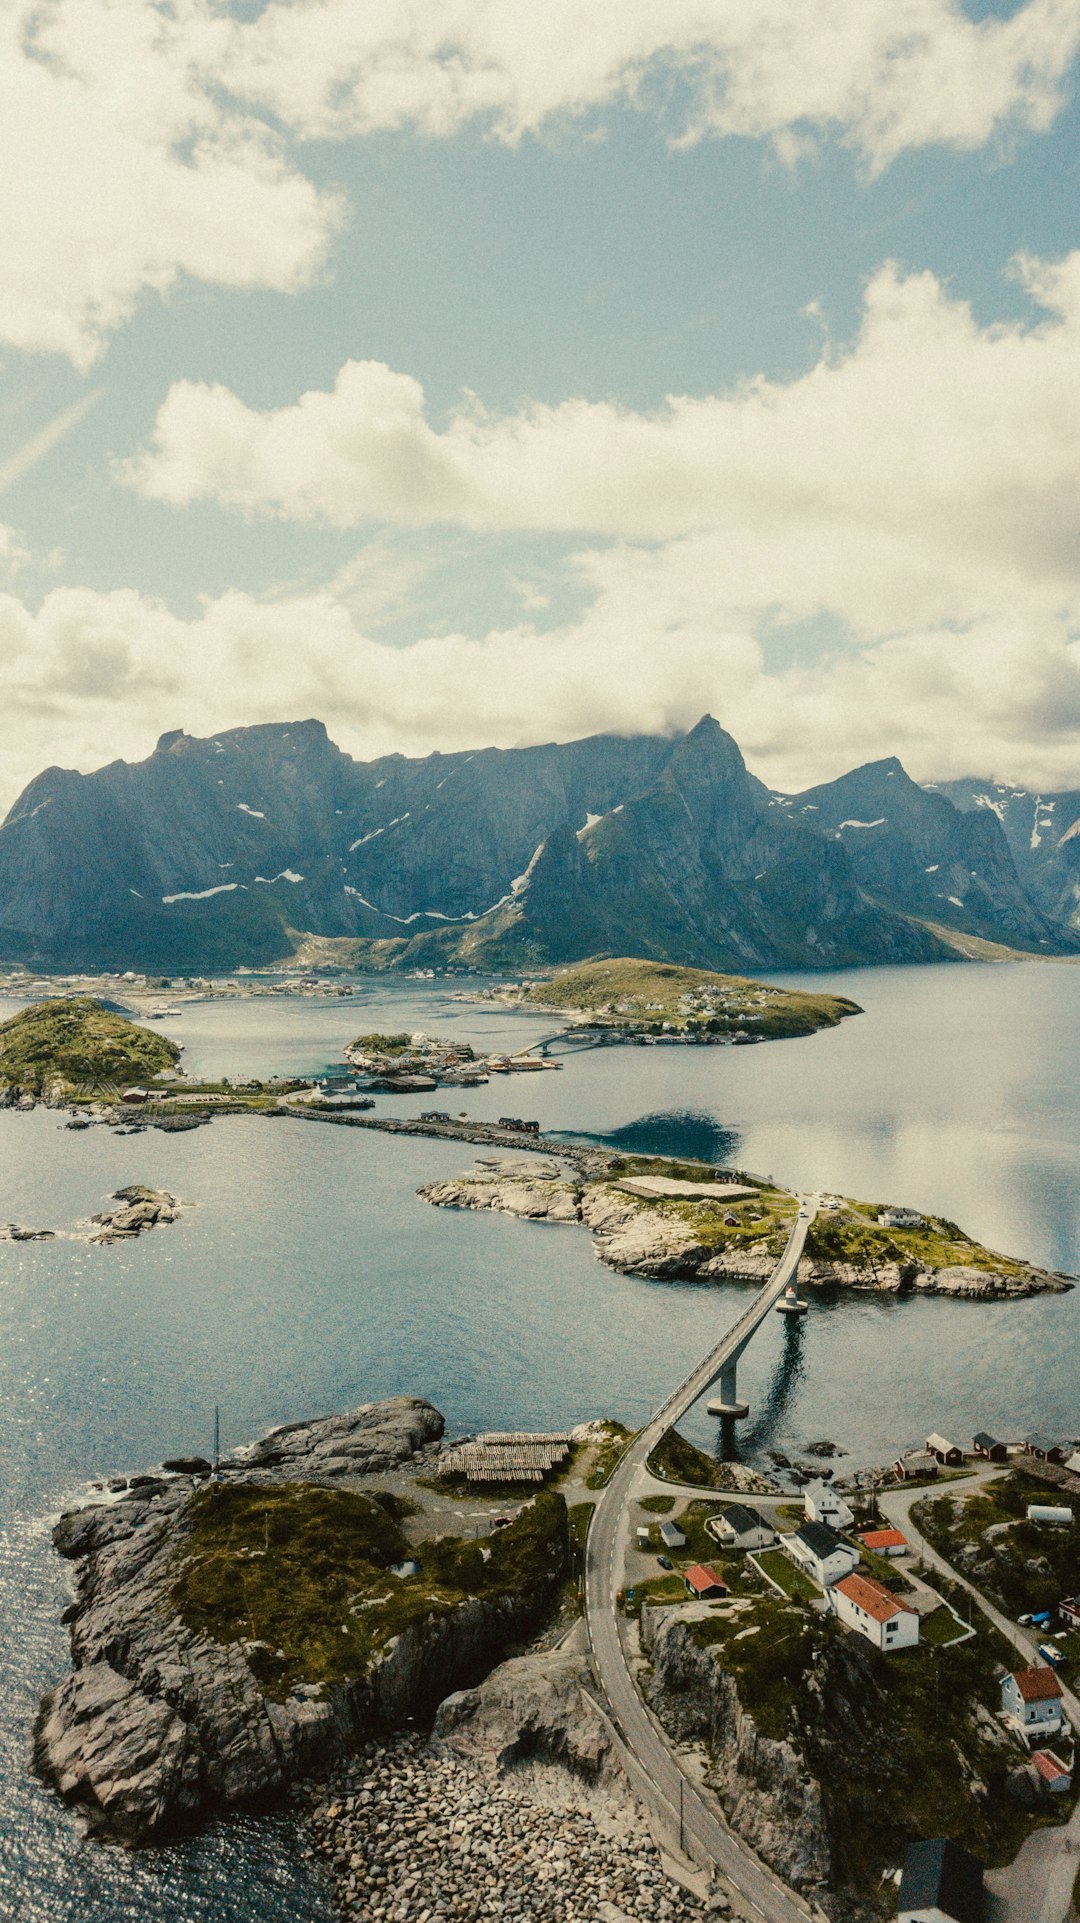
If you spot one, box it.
[1,961,1079,1920]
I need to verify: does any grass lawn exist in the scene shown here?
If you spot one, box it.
[639,1494,675,1514]
[586,1421,634,1489]
[921,1605,971,1646]
[753,1549,821,1602]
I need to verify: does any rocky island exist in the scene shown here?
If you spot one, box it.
[420,1157,1073,1299]
[35,1396,571,1845]
[0,997,180,1103]
[472,956,862,1044]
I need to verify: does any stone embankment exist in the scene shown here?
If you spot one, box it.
[420,1167,1069,1298]
[303,1641,725,1921]
[35,1397,470,1843]
[304,1730,712,1922]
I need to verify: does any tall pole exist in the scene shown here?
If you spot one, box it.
[679,1773,684,1855]
[214,1404,220,1472]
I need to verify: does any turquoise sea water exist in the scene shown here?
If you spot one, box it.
[1,962,1078,1918]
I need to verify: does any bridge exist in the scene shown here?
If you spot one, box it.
[583,1197,818,1922]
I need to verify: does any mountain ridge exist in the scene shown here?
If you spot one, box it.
[1,717,1075,973]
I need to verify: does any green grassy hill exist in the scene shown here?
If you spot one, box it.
[521,957,861,1039]
[0,998,180,1095]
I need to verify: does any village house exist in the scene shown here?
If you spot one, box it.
[877,1207,925,1230]
[709,1503,776,1551]
[1058,1596,1080,1628]
[1000,1666,1066,1742]
[894,1450,939,1482]
[926,1434,964,1467]
[1025,1433,1067,1464]
[972,1432,1008,1463]
[857,1526,908,1558]
[832,1571,920,1651]
[1031,1750,1072,1795]
[897,1837,984,1923]
[803,1478,854,1529]
[787,1521,860,1589]
[683,1564,728,1599]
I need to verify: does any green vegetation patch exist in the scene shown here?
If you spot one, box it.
[753,1549,821,1601]
[691,1598,818,1739]
[913,1472,1080,1623]
[522,958,860,1040]
[639,1494,676,1514]
[806,1201,1025,1278]
[585,1421,634,1489]
[647,1428,731,1490]
[172,1481,567,1701]
[920,1605,970,1646]
[0,997,180,1094]
[348,1032,412,1055]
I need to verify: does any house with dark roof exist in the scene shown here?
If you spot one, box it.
[972,1432,1007,1463]
[894,1450,938,1482]
[787,1520,859,1588]
[1001,1666,1065,1742]
[1025,1433,1066,1464]
[709,1503,775,1551]
[897,1836,984,1923]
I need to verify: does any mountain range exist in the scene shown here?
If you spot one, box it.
[0,716,1076,973]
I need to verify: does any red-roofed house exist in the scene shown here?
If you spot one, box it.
[1031,1749,1072,1793]
[1001,1667,1065,1741]
[832,1572,920,1651]
[857,1527,907,1558]
[683,1564,728,1600]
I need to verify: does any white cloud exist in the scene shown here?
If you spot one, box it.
[6,0,1079,365]
[1,0,341,367]
[227,0,1080,170]
[3,568,1080,816]
[128,252,1080,643]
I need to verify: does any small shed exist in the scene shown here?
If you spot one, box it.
[659,1520,687,1551]
[120,1087,149,1105]
[895,1451,938,1482]
[1026,1504,1073,1527]
[858,1526,907,1558]
[1031,1750,1072,1794]
[683,1564,728,1599]
[1026,1434,1067,1465]
[973,1432,1007,1463]
[897,1837,984,1923]
[1065,1450,1080,1476]
[926,1434,963,1467]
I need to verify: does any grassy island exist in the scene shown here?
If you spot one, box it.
[172,1481,567,1701]
[0,997,180,1096]
[513,957,861,1040]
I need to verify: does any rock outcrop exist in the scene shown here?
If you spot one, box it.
[642,1611,829,1895]
[420,1168,1070,1298]
[33,1395,577,1845]
[89,1186,185,1243]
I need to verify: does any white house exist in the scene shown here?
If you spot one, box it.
[897,1837,984,1923]
[832,1572,920,1651]
[803,1478,854,1530]
[709,1503,775,1551]
[787,1521,859,1588]
[878,1206,925,1230]
[1001,1667,1065,1742]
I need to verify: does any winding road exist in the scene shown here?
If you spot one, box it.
[583,1197,818,1921]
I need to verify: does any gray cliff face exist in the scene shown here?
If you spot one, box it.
[33,1395,582,1844]
[642,1610,830,1894]
[934,774,1080,931]
[2,713,1070,972]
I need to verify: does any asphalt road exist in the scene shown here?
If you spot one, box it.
[584,1199,818,1922]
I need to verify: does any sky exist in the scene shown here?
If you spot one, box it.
[4,0,1080,809]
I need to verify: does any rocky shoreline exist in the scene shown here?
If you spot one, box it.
[420,1164,1071,1299]
[1,1184,187,1246]
[36,1395,560,1844]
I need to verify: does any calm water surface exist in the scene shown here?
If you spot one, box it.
[1,962,1079,1919]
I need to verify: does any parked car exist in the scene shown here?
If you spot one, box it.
[657,1555,674,1571]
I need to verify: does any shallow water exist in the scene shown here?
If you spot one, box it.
[1,962,1078,1918]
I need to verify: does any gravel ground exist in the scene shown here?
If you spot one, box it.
[302,1733,716,1922]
